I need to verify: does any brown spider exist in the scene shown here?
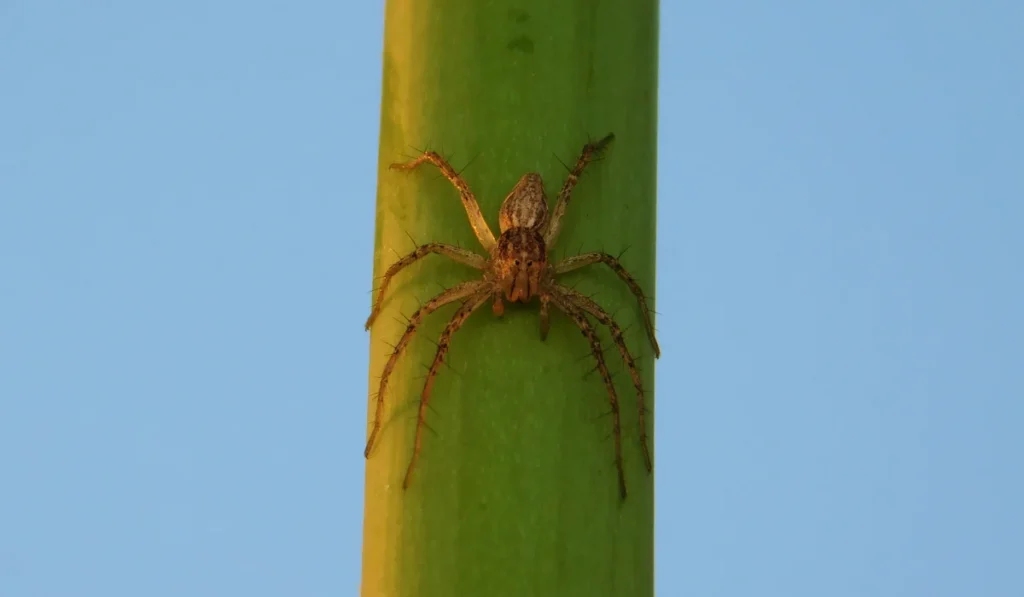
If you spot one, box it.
[364,133,660,499]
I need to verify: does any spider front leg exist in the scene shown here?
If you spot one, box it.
[548,291,628,500]
[365,280,485,458]
[404,291,492,489]
[551,283,652,473]
[553,252,660,358]
[390,151,498,253]
[366,243,487,330]
[544,133,616,248]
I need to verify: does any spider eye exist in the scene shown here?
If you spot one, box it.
[527,260,533,267]
[514,259,520,266]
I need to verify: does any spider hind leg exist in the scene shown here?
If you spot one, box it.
[390,151,498,252]
[544,133,616,248]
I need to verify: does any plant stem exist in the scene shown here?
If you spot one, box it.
[362,1,658,595]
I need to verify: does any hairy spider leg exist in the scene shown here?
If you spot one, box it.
[404,291,492,489]
[390,152,498,253]
[553,251,660,358]
[365,280,486,458]
[544,133,616,248]
[549,291,628,500]
[366,243,487,329]
[552,283,652,473]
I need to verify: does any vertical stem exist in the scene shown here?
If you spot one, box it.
[362,1,658,595]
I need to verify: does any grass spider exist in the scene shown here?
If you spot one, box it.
[364,133,660,499]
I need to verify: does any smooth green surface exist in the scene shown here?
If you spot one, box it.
[361,1,659,595]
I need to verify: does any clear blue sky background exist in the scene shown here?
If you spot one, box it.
[2,1,1021,595]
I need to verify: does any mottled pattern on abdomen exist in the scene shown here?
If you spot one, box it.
[499,172,548,232]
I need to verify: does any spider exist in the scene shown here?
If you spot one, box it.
[364,133,660,499]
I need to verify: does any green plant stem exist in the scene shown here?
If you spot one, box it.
[362,1,659,595]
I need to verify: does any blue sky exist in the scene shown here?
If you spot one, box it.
[2,1,1022,595]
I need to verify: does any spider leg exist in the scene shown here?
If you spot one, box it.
[551,283,652,473]
[404,291,492,489]
[543,133,615,248]
[366,243,487,330]
[548,291,628,500]
[365,280,486,459]
[390,151,498,252]
[552,251,660,358]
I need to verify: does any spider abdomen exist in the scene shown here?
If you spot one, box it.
[499,172,548,232]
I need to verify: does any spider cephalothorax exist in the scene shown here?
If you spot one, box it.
[493,227,546,308]
[364,134,659,499]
